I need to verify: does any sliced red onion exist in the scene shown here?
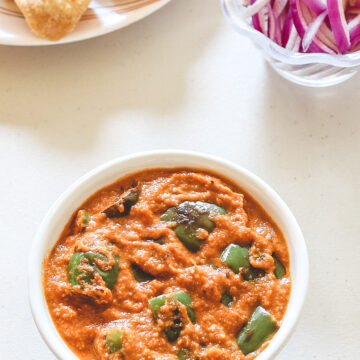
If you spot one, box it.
[273,0,289,16]
[266,4,283,43]
[243,0,360,54]
[252,13,262,31]
[350,21,360,44]
[245,0,271,17]
[251,0,263,31]
[302,10,328,51]
[291,0,336,52]
[351,39,360,49]
[348,15,360,44]
[302,0,327,14]
[348,13,360,28]
[282,11,295,45]
[301,1,338,50]
[303,0,327,15]
[286,23,301,47]
[348,0,360,6]
[346,7,360,15]
[327,0,351,52]
[292,34,303,50]
[258,5,270,35]
[278,10,287,30]
[268,4,278,40]
[317,22,338,47]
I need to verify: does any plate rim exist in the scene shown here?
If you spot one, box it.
[0,0,171,46]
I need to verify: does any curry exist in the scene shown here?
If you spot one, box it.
[44,168,291,360]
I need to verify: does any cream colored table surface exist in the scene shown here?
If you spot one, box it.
[0,0,359,358]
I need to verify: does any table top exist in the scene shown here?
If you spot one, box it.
[0,0,359,359]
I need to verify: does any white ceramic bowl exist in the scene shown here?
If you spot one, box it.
[29,150,309,360]
[222,0,360,87]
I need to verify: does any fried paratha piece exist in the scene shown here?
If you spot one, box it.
[15,0,91,41]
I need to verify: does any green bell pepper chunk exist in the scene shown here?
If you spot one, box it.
[161,201,226,252]
[237,306,278,355]
[126,189,140,205]
[149,292,196,324]
[273,255,286,279]
[67,251,119,290]
[105,328,123,353]
[153,236,165,245]
[171,291,192,306]
[80,210,89,228]
[103,187,140,218]
[149,295,167,319]
[220,244,265,281]
[67,252,93,286]
[160,206,177,222]
[144,236,165,245]
[221,293,233,306]
[96,255,119,290]
[131,264,155,283]
[243,267,265,281]
[171,291,196,324]
[220,244,250,273]
[174,224,203,252]
[177,349,191,360]
[185,307,196,325]
[165,327,181,343]
[149,291,196,342]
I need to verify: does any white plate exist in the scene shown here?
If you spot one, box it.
[0,0,171,46]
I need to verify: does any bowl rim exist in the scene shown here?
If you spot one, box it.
[222,0,360,67]
[28,149,309,360]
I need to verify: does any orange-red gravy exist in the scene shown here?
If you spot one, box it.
[44,168,291,360]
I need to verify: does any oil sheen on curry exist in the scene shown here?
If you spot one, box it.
[44,169,291,360]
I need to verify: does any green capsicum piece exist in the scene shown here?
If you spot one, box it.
[220,244,265,281]
[171,291,196,324]
[105,328,123,353]
[165,325,182,343]
[220,244,250,273]
[149,294,167,319]
[67,252,93,286]
[144,236,165,245]
[96,255,120,290]
[149,291,196,324]
[103,186,140,218]
[273,254,286,279]
[221,293,233,306]
[243,267,265,281]
[67,251,119,290]
[237,306,278,355]
[73,209,90,233]
[161,201,226,252]
[131,264,155,283]
[78,210,89,228]
[178,349,192,360]
[149,291,196,342]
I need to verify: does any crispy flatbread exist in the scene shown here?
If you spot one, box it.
[15,0,91,41]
